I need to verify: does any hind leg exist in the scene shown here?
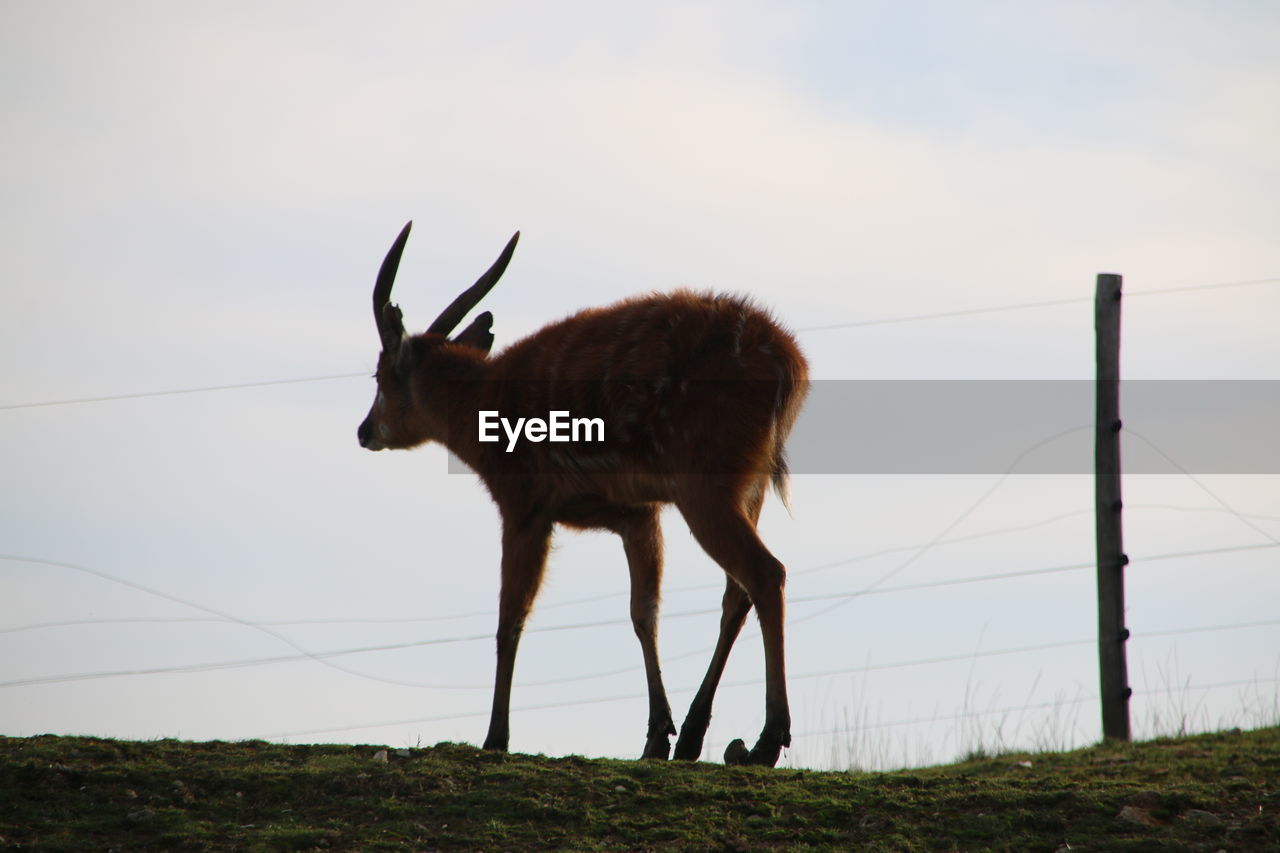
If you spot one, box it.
[675,479,790,766]
[672,575,753,760]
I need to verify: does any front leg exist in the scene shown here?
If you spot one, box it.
[616,507,676,759]
[483,516,553,752]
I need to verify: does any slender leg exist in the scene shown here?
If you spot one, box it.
[673,479,769,761]
[482,516,552,752]
[614,507,676,759]
[672,576,752,760]
[674,482,790,767]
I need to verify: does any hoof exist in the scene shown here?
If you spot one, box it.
[723,739,750,765]
[673,728,707,762]
[747,740,783,768]
[723,737,783,767]
[642,735,672,760]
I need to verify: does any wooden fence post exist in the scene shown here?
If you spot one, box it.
[1095,272,1131,741]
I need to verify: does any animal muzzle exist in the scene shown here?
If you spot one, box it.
[357,419,385,451]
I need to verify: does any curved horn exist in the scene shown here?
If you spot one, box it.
[426,231,520,337]
[373,221,413,351]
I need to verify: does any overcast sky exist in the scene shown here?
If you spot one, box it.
[2,1,1278,769]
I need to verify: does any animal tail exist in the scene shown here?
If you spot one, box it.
[768,353,808,518]
[771,445,794,516]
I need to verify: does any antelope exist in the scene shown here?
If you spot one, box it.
[357,223,809,766]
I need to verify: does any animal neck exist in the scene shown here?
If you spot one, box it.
[422,347,505,475]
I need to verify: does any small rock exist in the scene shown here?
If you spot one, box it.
[1180,809,1225,829]
[859,815,891,832]
[1118,805,1164,827]
[614,785,627,793]
[394,748,411,758]
[1125,790,1162,809]
[1015,760,1033,769]
[372,750,389,763]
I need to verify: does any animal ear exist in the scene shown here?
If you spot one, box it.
[393,330,417,375]
[451,310,495,355]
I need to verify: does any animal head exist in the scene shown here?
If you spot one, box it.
[357,222,519,451]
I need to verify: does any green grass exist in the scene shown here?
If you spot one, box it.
[2,727,1277,851]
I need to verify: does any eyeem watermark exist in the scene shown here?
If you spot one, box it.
[479,410,605,453]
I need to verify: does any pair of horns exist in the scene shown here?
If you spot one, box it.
[372,221,520,350]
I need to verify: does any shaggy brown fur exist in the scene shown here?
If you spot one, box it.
[358,224,808,766]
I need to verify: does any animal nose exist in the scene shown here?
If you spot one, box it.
[357,419,377,449]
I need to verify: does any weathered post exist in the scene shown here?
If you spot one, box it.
[1095,272,1131,741]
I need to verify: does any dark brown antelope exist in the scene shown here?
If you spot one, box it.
[357,222,809,766]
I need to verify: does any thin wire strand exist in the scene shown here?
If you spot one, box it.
[1126,276,1280,298]
[1124,429,1280,548]
[790,673,1280,741]
[794,296,1090,332]
[261,651,1280,741]
[4,544,1274,692]
[4,275,1277,411]
[0,554,492,690]
[1,507,1100,637]
[0,372,368,411]
[791,695,1098,740]
[1137,542,1280,564]
[795,276,1280,333]
[9,502,1267,640]
[787,424,1091,629]
[3,274,1277,745]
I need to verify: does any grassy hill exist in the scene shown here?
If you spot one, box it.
[2,727,1276,851]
